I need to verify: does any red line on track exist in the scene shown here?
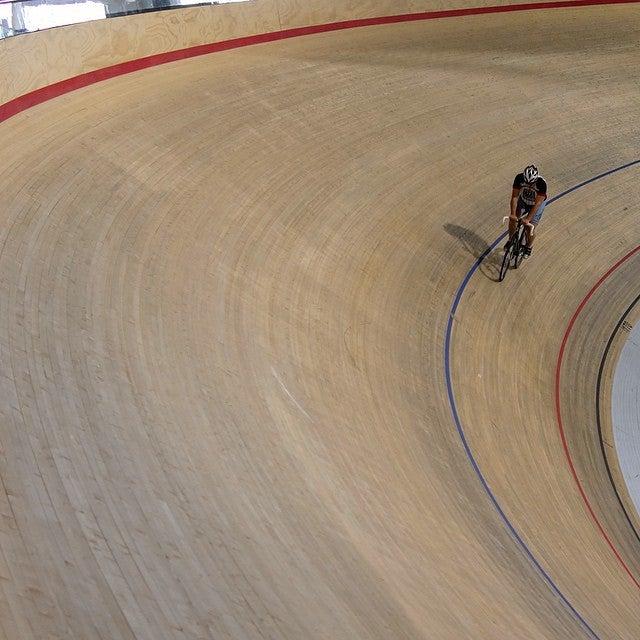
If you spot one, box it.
[2,0,640,123]
[2,0,640,605]
[555,244,640,589]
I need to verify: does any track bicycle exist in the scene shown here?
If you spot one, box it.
[498,216,534,282]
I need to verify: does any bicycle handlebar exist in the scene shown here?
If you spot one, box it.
[502,216,535,236]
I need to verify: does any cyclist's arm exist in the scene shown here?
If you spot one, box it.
[525,193,546,223]
[510,187,519,219]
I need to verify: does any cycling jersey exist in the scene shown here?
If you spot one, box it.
[513,173,547,207]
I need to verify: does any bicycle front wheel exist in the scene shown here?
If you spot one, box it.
[513,246,523,269]
[499,247,511,281]
[513,229,527,269]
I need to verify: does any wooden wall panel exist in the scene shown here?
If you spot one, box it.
[1,0,280,105]
[106,0,281,60]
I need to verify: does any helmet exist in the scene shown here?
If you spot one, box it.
[523,164,539,183]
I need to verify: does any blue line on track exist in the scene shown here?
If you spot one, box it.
[444,158,640,639]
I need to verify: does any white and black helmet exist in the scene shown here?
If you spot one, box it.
[523,164,539,183]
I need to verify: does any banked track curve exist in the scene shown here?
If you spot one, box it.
[446,159,640,640]
[595,292,640,548]
[2,3,640,639]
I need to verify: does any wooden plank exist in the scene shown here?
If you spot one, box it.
[1,4,640,638]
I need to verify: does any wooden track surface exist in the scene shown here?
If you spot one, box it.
[1,4,640,639]
[609,306,640,538]
[0,0,565,105]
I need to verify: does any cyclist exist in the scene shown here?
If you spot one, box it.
[506,164,548,257]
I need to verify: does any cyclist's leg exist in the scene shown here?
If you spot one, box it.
[506,202,525,248]
[517,205,531,243]
[527,199,547,247]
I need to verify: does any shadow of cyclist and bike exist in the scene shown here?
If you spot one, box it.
[443,223,505,282]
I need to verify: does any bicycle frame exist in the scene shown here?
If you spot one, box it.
[499,216,534,281]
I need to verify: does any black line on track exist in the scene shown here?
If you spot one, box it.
[595,290,640,547]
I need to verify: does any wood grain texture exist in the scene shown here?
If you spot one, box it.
[453,167,640,639]
[1,0,620,105]
[274,0,560,28]
[1,4,640,639]
[1,0,281,104]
